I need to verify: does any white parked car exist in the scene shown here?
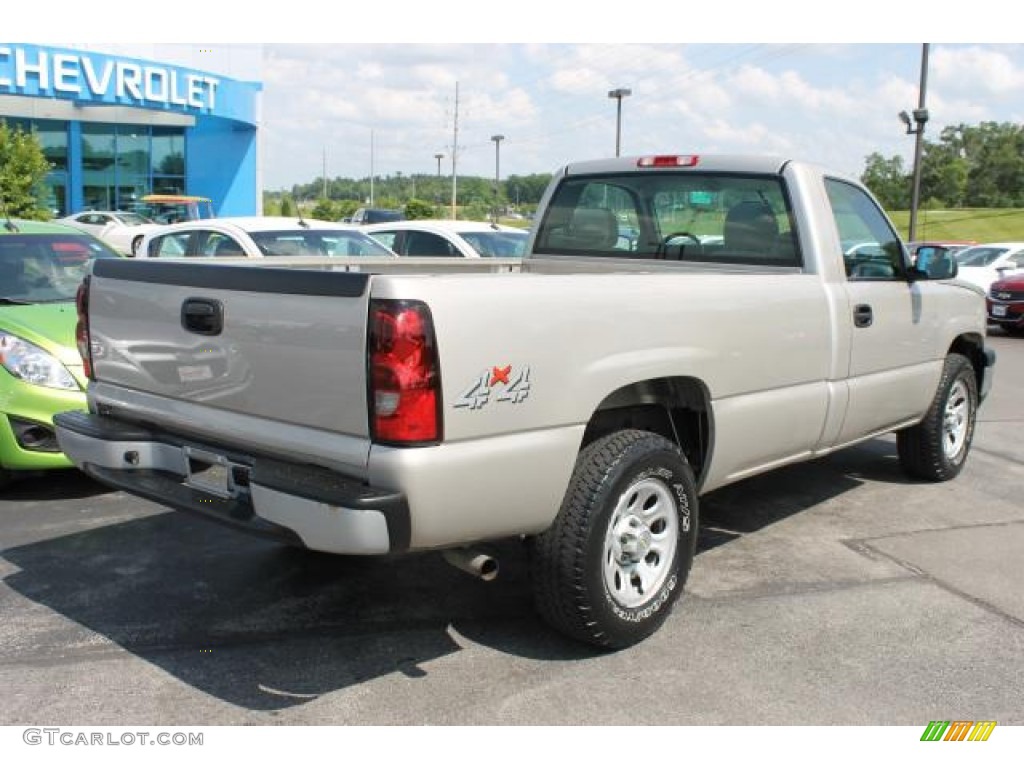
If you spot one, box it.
[361,219,529,258]
[954,242,1024,293]
[137,216,398,259]
[57,210,159,256]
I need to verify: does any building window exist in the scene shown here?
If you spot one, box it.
[81,124,116,209]
[152,127,185,176]
[79,124,185,212]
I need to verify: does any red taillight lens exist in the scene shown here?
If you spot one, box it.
[368,299,441,444]
[75,277,93,380]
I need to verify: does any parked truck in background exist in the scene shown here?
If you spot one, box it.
[55,154,995,648]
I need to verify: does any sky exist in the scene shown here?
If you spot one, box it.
[257,42,1024,191]
[34,2,1024,193]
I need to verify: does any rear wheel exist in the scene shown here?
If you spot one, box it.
[897,353,978,481]
[530,429,698,649]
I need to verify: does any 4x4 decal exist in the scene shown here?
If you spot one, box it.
[453,365,531,410]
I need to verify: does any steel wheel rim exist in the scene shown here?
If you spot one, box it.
[943,378,971,459]
[602,477,679,609]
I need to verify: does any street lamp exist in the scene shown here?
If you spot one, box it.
[434,152,444,208]
[901,44,930,242]
[608,87,631,157]
[491,134,504,223]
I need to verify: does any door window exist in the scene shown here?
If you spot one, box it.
[149,232,192,258]
[403,230,458,257]
[825,179,906,280]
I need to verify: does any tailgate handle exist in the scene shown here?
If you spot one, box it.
[182,298,224,336]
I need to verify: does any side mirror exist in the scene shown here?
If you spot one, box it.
[930,253,958,280]
[910,252,957,281]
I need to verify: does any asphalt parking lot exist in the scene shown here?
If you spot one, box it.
[1,330,1022,726]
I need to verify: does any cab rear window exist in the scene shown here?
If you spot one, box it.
[534,172,801,267]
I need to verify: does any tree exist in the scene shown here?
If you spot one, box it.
[404,199,435,220]
[864,121,1024,210]
[279,195,295,217]
[860,153,909,210]
[962,122,1024,207]
[919,133,968,208]
[0,121,52,220]
[310,198,339,221]
[505,173,553,206]
[335,199,359,220]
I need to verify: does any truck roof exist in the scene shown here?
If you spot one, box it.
[562,154,790,176]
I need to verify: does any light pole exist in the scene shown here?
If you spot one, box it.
[491,134,504,223]
[434,152,444,210]
[608,87,631,157]
[900,44,930,241]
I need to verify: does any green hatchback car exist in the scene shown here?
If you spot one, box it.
[0,218,121,488]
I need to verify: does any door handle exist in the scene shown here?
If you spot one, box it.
[853,304,873,328]
[181,298,224,336]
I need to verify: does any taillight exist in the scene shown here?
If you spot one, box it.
[368,299,441,445]
[75,276,93,380]
[637,155,699,168]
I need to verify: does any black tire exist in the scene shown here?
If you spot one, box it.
[530,429,698,649]
[130,235,144,257]
[897,353,978,481]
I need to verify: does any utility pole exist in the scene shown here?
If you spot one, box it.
[369,129,375,206]
[450,82,459,220]
[322,146,327,200]
[908,44,930,242]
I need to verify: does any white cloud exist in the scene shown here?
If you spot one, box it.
[729,65,782,101]
[932,46,1024,95]
[547,67,608,95]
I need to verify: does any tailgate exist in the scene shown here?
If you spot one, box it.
[88,259,371,438]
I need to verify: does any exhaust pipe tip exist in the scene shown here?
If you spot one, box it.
[443,547,499,582]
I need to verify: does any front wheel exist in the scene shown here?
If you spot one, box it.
[897,353,978,481]
[530,429,698,649]
[130,235,144,257]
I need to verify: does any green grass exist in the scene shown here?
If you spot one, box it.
[888,208,1024,243]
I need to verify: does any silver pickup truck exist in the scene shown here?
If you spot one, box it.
[55,154,995,649]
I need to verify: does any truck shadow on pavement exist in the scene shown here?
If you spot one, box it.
[697,437,901,547]
[0,468,115,502]
[1,438,896,713]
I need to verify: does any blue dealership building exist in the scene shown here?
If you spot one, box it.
[0,43,263,217]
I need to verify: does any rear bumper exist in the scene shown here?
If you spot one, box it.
[54,411,409,555]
